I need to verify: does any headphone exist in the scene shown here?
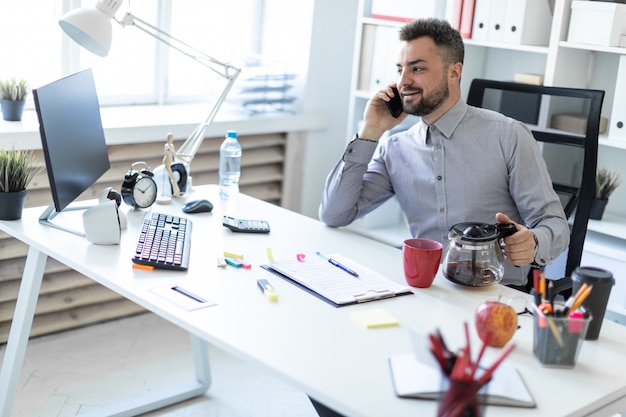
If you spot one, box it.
[81,187,127,245]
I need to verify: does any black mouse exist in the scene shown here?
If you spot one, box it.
[182,199,213,213]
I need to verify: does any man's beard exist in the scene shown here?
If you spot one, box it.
[404,77,449,117]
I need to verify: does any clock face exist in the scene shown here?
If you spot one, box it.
[132,176,157,208]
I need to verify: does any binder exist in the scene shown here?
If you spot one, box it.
[446,0,464,31]
[609,55,626,141]
[459,0,476,39]
[262,253,413,307]
[357,24,377,92]
[487,0,507,42]
[369,25,402,93]
[471,0,490,41]
[503,0,552,46]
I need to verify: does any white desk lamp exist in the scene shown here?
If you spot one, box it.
[59,0,241,198]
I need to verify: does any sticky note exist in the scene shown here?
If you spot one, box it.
[350,308,399,328]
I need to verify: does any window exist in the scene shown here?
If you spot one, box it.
[0,0,313,111]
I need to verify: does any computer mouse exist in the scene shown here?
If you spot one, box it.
[182,199,213,214]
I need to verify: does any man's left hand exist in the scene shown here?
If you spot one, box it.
[496,212,536,266]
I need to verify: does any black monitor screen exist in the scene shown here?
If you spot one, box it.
[33,69,110,214]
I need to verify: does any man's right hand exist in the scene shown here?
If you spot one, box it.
[358,84,408,141]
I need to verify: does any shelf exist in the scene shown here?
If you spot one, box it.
[464,40,549,54]
[599,137,626,150]
[361,17,404,28]
[559,41,626,56]
[587,213,626,240]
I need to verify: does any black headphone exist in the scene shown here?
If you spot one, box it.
[99,187,122,207]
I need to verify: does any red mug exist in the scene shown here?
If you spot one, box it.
[402,238,443,288]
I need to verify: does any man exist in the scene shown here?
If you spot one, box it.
[319,18,569,288]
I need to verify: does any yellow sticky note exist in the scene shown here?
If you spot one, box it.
[350,308,399,329]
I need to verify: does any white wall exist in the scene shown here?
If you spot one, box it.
[299,0,359,219]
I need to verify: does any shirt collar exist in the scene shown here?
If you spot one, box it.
[429,99,467,140]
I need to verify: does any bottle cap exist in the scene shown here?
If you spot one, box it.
[227,130,237,138]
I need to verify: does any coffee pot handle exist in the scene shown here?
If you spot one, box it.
[496,223,518,239]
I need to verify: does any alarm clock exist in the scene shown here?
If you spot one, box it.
[121,161,158,209]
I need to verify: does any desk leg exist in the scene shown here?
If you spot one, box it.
[1,245,210,417]
[82,333,211,417]
[0,246,48,417]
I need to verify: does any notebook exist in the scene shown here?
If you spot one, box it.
[388,354,536,408]
[261,253,413,307]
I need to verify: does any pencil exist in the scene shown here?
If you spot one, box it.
[562,283,589,315]
[570,285,593,313]
[478,343,515,384]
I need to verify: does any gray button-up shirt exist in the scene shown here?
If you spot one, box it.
[319,99,569,286]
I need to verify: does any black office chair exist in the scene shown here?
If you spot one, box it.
[466,79,605,297]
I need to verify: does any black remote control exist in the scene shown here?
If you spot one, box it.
[222,216,270,233]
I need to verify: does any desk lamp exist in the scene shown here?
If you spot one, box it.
[59,0,241,196]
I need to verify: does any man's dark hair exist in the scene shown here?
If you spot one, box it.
[399,18,464,67]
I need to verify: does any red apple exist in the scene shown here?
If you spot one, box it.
[474,300,518,348]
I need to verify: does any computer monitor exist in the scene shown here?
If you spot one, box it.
[33,68,110,235]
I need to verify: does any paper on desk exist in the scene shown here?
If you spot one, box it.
[150,283,217,311]
[350,308,399,328]
[267,253,412,305]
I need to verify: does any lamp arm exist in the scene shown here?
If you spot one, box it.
[119,12,242,163]
[177,70,240,160]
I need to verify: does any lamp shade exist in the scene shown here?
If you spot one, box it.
[59,6,114,57]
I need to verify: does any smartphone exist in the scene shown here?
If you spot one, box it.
[385,87,403,118]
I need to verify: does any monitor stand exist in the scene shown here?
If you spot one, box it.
[38,203,94,237]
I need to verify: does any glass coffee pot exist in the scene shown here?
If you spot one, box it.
[443,222,517,286]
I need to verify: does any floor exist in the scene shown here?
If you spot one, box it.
[1,312,319,417]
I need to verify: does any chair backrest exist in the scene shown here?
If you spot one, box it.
[467,79,604,289]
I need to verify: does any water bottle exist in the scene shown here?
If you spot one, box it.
[219,130,242,200]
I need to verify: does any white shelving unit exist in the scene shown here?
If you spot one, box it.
[346,0,626,246]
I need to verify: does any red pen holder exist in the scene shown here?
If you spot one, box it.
[437,375,489,417]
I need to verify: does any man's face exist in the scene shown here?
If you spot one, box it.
[396,37,450,117]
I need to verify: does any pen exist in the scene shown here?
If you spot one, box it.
[257,279,279,301]
[328,258,359,278]
[171,286,206,303]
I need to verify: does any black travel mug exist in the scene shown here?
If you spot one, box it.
[571,266,615,340]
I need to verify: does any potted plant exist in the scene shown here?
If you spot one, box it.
[590,167,622,220]
[0,147,44,220]
[0,77,30,121]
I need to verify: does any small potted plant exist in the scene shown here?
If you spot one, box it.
[0,77,30,121]
[590,167,622,220]
[0,147,44,220]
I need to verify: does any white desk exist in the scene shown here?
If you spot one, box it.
[2,185,626,417]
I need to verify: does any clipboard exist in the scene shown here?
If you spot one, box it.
[261,253,413,307]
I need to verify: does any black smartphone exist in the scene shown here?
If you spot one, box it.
[385,87,403,118]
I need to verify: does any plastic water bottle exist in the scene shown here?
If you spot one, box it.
[219,130,242,200]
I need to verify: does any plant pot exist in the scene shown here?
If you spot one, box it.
[0,190,27,220]
[589,199,608,220]
[1,99,26,121]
